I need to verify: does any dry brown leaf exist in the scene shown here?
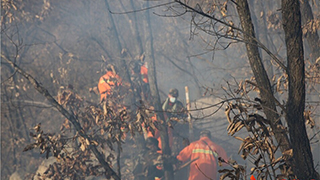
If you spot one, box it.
[233,136,244,141]
[229,121,243,135]
[282,149,293,160]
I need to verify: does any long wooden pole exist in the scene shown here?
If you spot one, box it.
[185,86,193,141]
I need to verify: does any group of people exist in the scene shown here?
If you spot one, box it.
[97,61,228,180]
[134,130,228,180]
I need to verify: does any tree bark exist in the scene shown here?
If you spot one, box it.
[104,0,145,152]
[104,0,131,83]
[129,0,144,55]
[235,0,291,153]
[300,0,320,63]
[250,0,276,80]
[144,1,174,179]
[281,0,320,179]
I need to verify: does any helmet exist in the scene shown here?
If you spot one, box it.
[145,137,161,150]
[200,130,211,138]
[169,88,179,98]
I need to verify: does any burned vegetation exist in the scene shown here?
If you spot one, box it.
[22,80,159,180]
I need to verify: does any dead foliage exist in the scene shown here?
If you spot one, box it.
[22,82,157,179]
[219,79,299,179]
[218,158,246,180]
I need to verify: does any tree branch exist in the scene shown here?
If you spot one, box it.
[174,0,287,72]
[2,54,120,180]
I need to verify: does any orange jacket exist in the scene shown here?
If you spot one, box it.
[146,116,173,154]
[98,71,121,101]
[176,137,228,180]
[147,127,173,154]
[140,64,148,84]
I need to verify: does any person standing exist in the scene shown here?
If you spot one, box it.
[129,60,150,103]
[176,130,228,180]
[162,88,187,121]
[144,107,173,153]
[97,64,122,102]
[162,88,188,156]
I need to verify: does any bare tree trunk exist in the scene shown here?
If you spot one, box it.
[300,0,320,63]
[250,0,276,80]
[103,0,130,83]
[235,0,291,154]
[2,87,18,176]
[144,1,174,179]
[281,0,320,178]
[129,0,144,55]
[104,0,145,153]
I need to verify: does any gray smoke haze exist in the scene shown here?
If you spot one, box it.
[2,0,319,179]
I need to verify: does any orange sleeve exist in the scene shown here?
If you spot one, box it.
[176,144,193,162]
[98,72,122,98]
[98,75,112,101]
[147,131,154,137]
[141,65,148,75]
[98,76,111,94]
[154,128,173,153]
[140,65,148,83]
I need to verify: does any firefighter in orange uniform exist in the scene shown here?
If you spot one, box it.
[144,106,173,154]
[176,130,228,180]
[146,125,173,154]
[129,60,150,102]
[98,64,121,102]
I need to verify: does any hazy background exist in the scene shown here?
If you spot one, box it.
[1,0,319,179]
